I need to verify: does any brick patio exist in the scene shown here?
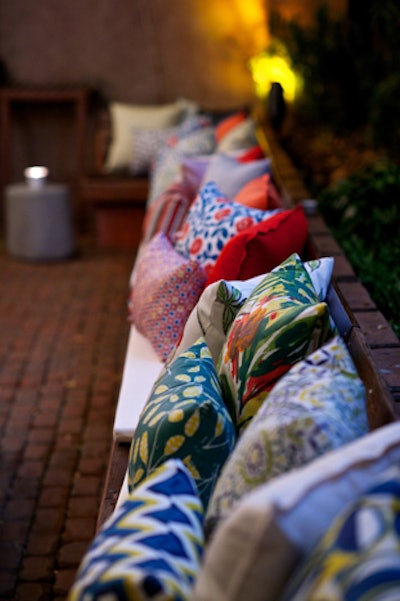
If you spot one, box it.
[0,237,136,600]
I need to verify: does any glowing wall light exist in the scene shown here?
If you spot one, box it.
[249,51,298,102]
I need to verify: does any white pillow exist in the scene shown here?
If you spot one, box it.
[105,99,196,173]
[192,421,400,601]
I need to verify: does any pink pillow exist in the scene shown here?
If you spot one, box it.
[129,233,206,361]
[206,205,308,285]
[234,174,282,211]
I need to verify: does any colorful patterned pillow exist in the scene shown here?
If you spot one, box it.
[129,126,175,175]
[199,153,272,200]
[283,467,400,601]
[69,459,204,601]
[142,181,193,243]
[128,337,236,508]
[193,422,400,601]
[167,257,334,370]
[166,279,252,367]
[128,233,206,362]
[206,205,309,285]
[207,335,368,533]
[217,253,333,423]
[173,182,280,277]
[148,127,216,206]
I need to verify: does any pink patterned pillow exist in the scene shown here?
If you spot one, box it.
[128,233,206,361]
[173,182,280,277]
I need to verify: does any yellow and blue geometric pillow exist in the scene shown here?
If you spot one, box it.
[128,337,236,508]
[282,466,400,601]
[68,459,204,601]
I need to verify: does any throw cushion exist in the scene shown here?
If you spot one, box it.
[167,279,253,367]
[181,155,211,197]
[217,253,332,422]
[192,422,400,601]
[173,182,280,277]
[142,181,193,243]
[207,335,368,532]
[148,127,216,206]
[214,111,247,142]
[167,256,334,370]
[216,116,258,152]
[283,467,400,601]
[105,99,196,173]
[206,205,309,285]
[128,232,206,362]
[129,125,175,175]
[233,173,281,210]
[237,145,266,162]
[199,153,272,200]
[128,337,236,508]
[69,459,204,601]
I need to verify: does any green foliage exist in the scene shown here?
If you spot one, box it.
[269,1,400,154]
[318,161,400,337]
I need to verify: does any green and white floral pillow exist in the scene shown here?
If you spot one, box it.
[167,257,334,370]
[217,253,333,426]
[206,335,368,534]
[128,337,236,508]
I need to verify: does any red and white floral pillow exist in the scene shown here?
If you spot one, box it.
[173,182,280,277]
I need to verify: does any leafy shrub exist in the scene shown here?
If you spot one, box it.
[318,160,400,337]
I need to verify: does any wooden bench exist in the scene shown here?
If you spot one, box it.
[80,175,148,249]
[96,114,400,530]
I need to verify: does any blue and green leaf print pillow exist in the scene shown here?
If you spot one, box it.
[69,459,204,601]
[217,253,334,425]
[128,337,236,508]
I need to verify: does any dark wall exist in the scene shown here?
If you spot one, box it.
[0,0,258,107]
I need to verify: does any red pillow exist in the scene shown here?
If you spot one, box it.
[237,145,265,163]
[234,173,282,211]
[206,205,308,285]
[215,111,247,143]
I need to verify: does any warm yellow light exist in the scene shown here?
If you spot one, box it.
[232,0,269,53]
[249,52,298,102]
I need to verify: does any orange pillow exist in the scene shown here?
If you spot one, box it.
[206,205,308,286]
[234,174,282,211]
[215,111,247,143]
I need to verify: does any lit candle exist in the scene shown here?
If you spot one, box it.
[24,166,49,188]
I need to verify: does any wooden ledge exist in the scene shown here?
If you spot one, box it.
[80,175,149,204]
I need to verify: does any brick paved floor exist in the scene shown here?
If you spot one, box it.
[0,237,136,600]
